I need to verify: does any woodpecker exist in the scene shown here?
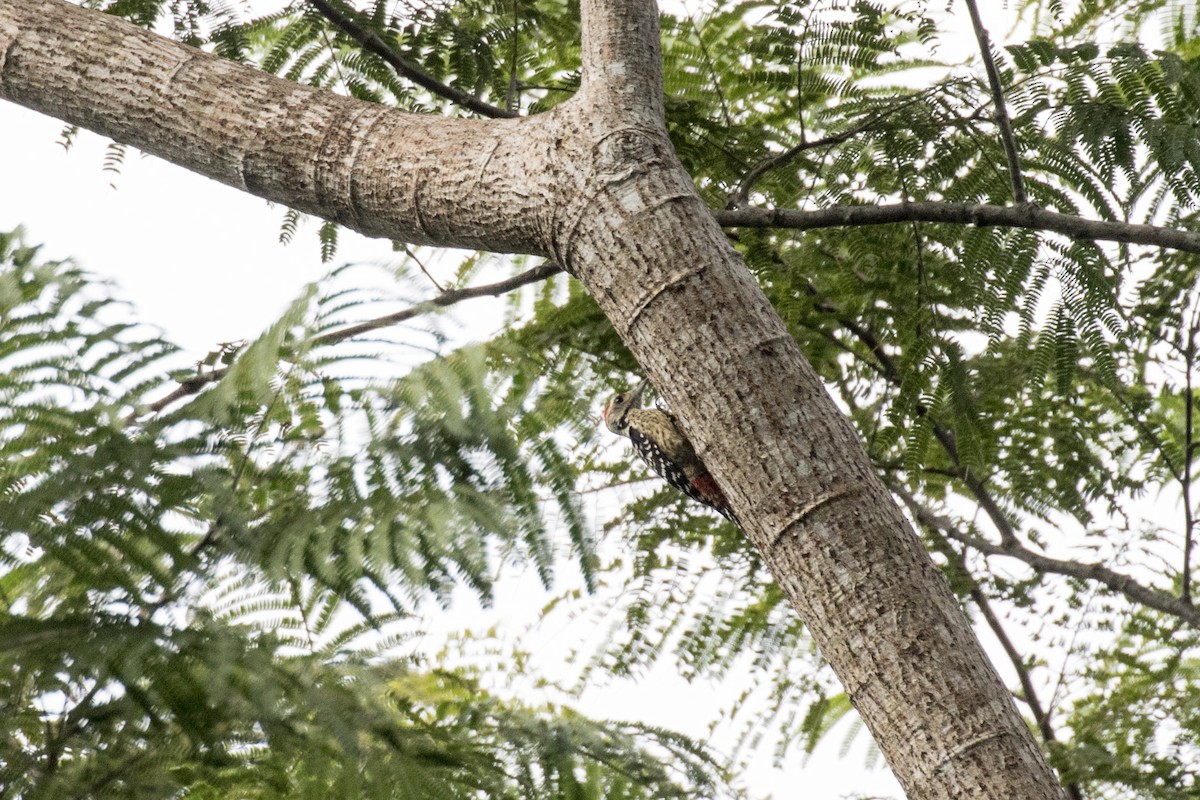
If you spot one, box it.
[603,381,738,524]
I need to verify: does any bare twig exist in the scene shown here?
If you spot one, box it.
[135,262,562,418]
[305,0,515,119]
[969,581,1054,738]
[505,0,520,115]
[892,484,1200,627]
[928,426,1021,547]
[43,683,104,775]
[730,128,871,210]
[684,11,733,132]
[1184,301,1200,602]
[714,202,1200,256]
[130,373,224,420]
[1090,363,1184,484]
[963,0,1026,204]
[401,244,445,292]
[310,261,561,346]
[946,547,1064,744]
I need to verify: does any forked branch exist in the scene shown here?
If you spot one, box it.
[892,484,1200,627]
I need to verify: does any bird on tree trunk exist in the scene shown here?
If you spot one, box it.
[603,381,738,525]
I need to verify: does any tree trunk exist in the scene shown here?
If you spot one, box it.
[0,1,1067,797]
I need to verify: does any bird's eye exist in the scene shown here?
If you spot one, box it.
[614,394,624,403]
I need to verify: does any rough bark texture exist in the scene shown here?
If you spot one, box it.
[0,0,553,252]
[0,2,1068,798]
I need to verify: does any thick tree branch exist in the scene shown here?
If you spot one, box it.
[947,548,1084,800]
[305,0,515,119]
[963,0,1026,203]
[892,485,1200,627]
[569,3,1065,794]
[578,0,663,122]
[715,202,1200,255]
[0,0,549,254]
[7,2,1071,794]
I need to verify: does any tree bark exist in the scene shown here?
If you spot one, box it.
[0,1,1067,798]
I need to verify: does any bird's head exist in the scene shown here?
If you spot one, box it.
[602,380,648,434]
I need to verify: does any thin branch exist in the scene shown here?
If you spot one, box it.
[44,683,104,775]
[185,375,294,560]
[794,314,893,382]
[806,244,1198,628]
[133,262,562,418]
[309,261,562,346]
[929,425,1021,547]
[796,262,1025,549]
[714,202,1200,256]
[804,227,1190,622]
[728,92,936,208]
[289,575,319,652]
[762,235,1023,552]
[897,162,937,340]
[729,128,870,210]
[949,548,1068,747]
[891,484,1200,627]
[963,0,1026,203]
[1184,301,1200,601]
[305,0,516,119]
[505,0,521,115]
[129,372,224,421]
[316,13,351,93]
[1092,364,1184,484]
[401,244,445,292]
[682,11,733,133]
[969,581,1055,739]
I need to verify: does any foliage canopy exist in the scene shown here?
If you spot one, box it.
[5,0,1200,798]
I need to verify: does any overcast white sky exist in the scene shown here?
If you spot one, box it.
[0,2,1035,797]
